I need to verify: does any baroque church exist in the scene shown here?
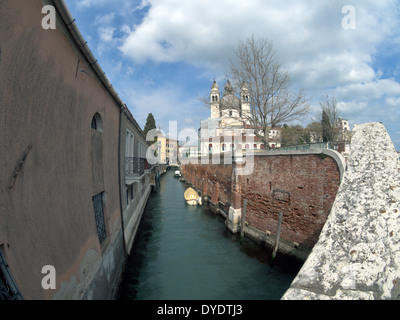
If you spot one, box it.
[199,80,281,156]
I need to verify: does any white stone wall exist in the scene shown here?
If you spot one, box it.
[282,122,400,300]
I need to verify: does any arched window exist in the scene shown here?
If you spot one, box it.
[245,144,250,149]
[222,144,226,151]
[209,144,213,151]
[261,144,265,150]
[254,144,257,150]
[91,113,103,133]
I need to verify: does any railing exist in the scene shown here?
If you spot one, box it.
[0,250,23,300]
[125,157,151,178]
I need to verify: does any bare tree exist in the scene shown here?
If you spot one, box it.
[228,35,310,148]
[319,93,340,142]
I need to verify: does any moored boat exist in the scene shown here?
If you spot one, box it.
[184,187,202,206]
[174,170,181,177]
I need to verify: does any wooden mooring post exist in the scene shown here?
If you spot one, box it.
[240,199,247,239]
[272,212,284,261]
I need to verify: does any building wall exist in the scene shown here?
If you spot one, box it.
[0,0,124,299]
[181,150,342,249]
[120,111,152,254]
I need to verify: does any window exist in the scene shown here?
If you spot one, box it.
[138,141,146,159]
[254,144,257,150]
[222,144,226,151]
[126,130,134,158]
[229,111,233,116]
[126,185,134,207]
[209,144,213,153]
[92,192,107,245]
[91,113,103,133]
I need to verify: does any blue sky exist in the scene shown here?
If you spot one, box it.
[64,0,400,150]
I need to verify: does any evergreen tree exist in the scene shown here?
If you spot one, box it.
[143,113,156,136]
[322,110,331,142]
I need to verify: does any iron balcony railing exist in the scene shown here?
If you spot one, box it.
[125,157,151,178]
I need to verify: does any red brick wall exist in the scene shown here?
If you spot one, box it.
[182,153,340,248]
[182,162,233,206]
[239,154,340,247]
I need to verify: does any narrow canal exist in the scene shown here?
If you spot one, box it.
[118,170,301,300]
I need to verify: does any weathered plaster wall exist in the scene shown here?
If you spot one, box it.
[0,0,124,299]
[282,123,400,300]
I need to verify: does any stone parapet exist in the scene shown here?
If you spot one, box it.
[282,123,400,300]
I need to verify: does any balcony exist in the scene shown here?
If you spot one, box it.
[125,157,150,184]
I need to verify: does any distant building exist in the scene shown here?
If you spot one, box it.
[166,138,179,165]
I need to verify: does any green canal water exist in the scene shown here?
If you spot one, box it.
[118,170,301,300]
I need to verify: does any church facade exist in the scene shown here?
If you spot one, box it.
[199,80,281,156]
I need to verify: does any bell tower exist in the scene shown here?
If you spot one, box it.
[210,80,220,119]
[240,81,250,121]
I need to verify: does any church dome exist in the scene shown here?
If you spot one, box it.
[224,80,234,94]
[220,95,240,111]
[221,81,240,111]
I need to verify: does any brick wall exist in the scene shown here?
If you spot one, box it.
[181,161,233,206]
[239,154,340,247]
[182,152,341,249]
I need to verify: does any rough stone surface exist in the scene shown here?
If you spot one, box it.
[282,123,400,300]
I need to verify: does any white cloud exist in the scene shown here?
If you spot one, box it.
[119,0,400,90]
[386,97,400,107]
[99,26,116,43]
[76,0,112,9]
[184,118,193,124]
[65,0,400,148]
[336,79,400,101]
[94,13,115,26]
[337,100,368,113]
